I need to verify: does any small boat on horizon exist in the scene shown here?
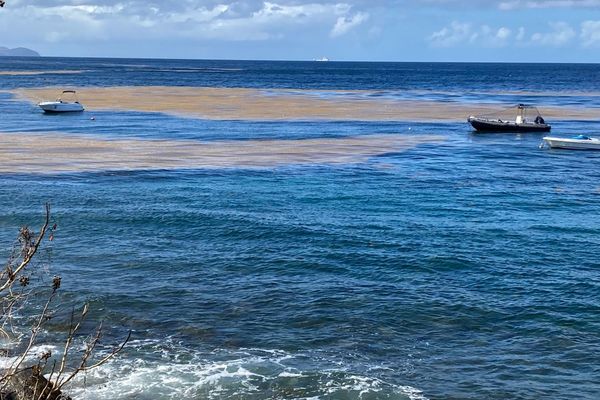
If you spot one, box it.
[468,104,551,133]
[542,135,600,150]
[38,90,85,113]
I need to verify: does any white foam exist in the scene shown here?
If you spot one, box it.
[279,371,303,377]
[0,343,61,370]
[43,340,428,400]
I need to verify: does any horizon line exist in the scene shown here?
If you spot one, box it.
[3,54,600,65]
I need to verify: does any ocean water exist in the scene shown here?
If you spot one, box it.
[1,58,600,399]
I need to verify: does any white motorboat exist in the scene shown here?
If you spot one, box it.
[38,90,84,113]
[542,135,600,150]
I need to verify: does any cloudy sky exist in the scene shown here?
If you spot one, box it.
[2,0,600,61]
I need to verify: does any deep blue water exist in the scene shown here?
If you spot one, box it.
[1,58,600,399]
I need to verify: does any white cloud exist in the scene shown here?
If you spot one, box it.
[330,11,369,37]
[0,1,372,43]
[496,27,511,40]
[429,21,581,48]
[581,20,600,47]
[499,0,600,10]
[2,0,599,59]
[428,21,472,47]
[193,2,344,41]
[530,21,575,46]
[428,22,512,47]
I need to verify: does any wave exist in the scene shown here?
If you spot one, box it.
[62,340,427,400]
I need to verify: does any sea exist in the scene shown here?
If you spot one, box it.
[1,58,600,399]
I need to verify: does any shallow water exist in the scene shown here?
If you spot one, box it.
[1,58,600,399]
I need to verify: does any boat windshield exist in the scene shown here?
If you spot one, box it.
[474,104,544,123]
[574,135,591,140]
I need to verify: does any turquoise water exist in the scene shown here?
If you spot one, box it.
[1,58,600,399]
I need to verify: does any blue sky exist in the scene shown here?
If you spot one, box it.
[2,0,600,62]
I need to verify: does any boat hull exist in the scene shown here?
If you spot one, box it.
[543,136,600,150]
[39,101,84,113]
[468,117,551,133]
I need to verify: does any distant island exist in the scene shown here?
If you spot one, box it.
[0,46,40,57]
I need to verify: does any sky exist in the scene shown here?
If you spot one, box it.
[2,0,600,62]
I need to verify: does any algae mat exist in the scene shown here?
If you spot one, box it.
[14,86,600,122]
[0,132,443,174]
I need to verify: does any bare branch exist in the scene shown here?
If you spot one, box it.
[0,204,129,400]
[55,330,131,392]
[54,304,89,387]
[0,204,50,293]
[2,283,58,388]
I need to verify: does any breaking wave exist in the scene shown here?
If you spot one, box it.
[63,339,427,400]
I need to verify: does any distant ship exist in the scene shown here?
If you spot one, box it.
[314,57,330,62]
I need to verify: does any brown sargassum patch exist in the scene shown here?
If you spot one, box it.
[0,132,444,174]
[1,70,84,76]
[14,86,600,121]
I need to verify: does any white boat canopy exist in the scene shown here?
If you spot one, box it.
[474,104,545,124]
[58,90,78,101]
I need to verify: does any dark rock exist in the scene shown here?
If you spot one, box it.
[0,367,71,400]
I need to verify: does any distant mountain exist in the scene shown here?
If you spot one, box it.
[0,47,40,57]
